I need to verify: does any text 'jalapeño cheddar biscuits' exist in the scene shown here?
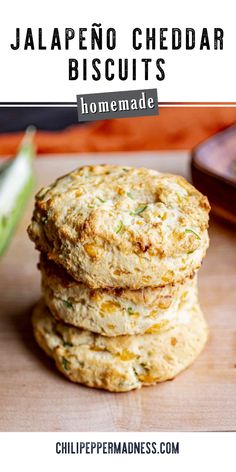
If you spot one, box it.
[28,165,210,289]
[40,254,198,336]
[32,300,208,393]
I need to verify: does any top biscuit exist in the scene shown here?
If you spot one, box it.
[28,165,210,289]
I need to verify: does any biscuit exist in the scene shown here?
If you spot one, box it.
[32,300,208,392]
[28,165,210,289]
[40,255,198,336]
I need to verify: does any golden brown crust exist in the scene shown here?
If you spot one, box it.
[32,300,208,392]
[40,254,198,336]
[28,165,210,289]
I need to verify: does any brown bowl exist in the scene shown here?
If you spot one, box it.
[191,124,236,225]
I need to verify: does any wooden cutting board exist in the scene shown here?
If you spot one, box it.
[0,152,235,432]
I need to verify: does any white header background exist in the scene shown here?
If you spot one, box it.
[0,0,234,102]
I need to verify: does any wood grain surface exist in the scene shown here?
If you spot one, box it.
[0,152,235,432]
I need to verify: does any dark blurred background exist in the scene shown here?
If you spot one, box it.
[0,108,79,133]
[0,107,236,157]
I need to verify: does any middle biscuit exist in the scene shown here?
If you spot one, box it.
[40,255,198,337]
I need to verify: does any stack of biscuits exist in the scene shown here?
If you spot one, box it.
[28,165,210,392]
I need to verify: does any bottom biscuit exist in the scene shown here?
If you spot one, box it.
[32,300,208,392]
